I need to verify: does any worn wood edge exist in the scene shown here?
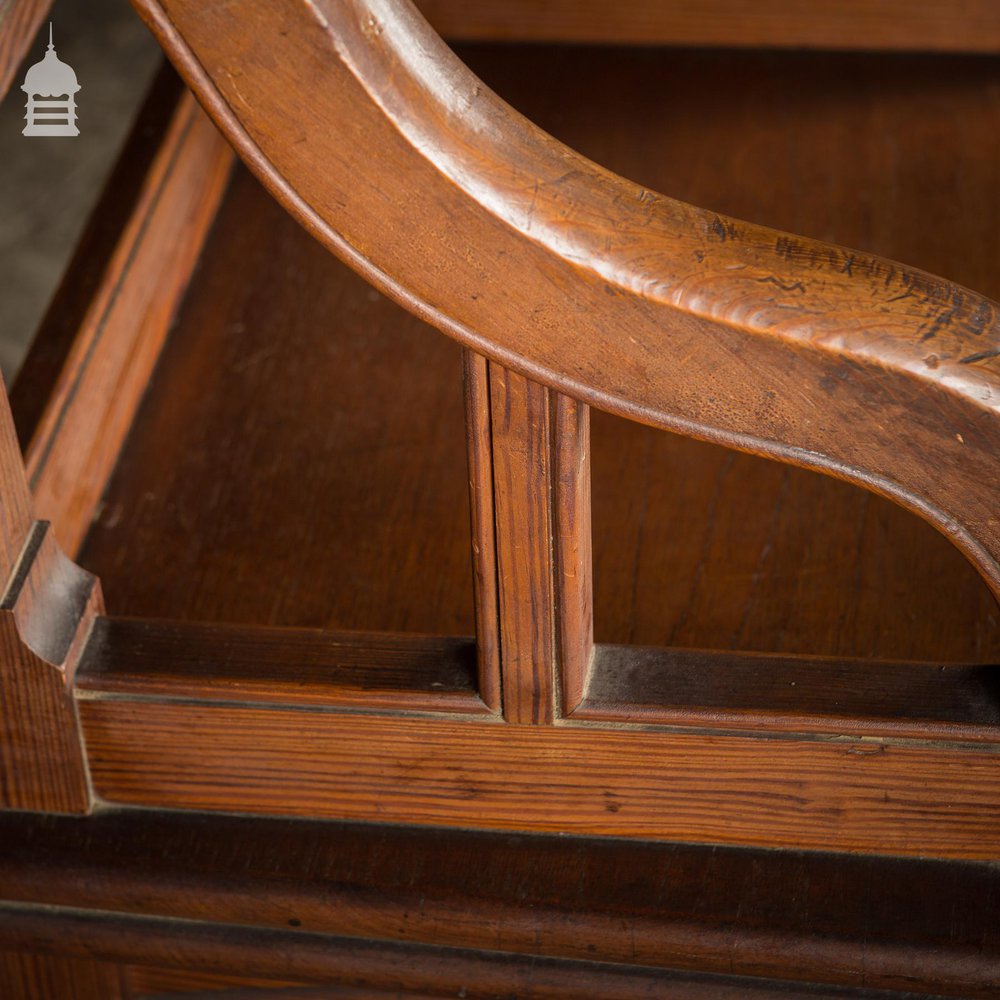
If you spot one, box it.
[0,0,49,102]
[2,808,999,996]
[73,616,489,716]
[461,350,501,712]
[573,643,1000,743]
[76,700,1000,859]
[416,0,1000,52]
[22,86,233,557]
[0,902,976,1000]
[130,0,1000,603]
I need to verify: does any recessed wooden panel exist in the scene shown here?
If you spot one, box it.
[77,165,475,637]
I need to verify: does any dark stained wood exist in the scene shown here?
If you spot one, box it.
[130,0,1000,604]
[576,643,1000,741]
[75,617,486,715]
[489,365,556,722]
[77,165,475,637]
[1,809,998,996]
[417,0,1000,52]
[0,949,124,1000]
[462,350,501,711]
[20,88,232,558]
[2,904,926,1000]
[77,696,1000,858]
[0,0,50,102]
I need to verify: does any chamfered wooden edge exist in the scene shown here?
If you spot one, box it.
[16,70,233,557]
[574,643,1000,743]
[0,807,997,996]
[0,0,50,103]
[131,0,1000,602]
[74,616,489,715]
[417,0,1000,52]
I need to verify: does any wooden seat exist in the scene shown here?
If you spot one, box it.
[2,3,1000,997]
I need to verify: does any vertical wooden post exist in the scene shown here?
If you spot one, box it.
[553,394,594,712]
[481,362,594,723]
[462,350,501,711]
[489,365,557,723]
[0,383,98,813]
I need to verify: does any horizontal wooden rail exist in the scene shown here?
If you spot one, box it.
[131,0,1000,605]
[417,0,1000,52]
[0,809,997,995]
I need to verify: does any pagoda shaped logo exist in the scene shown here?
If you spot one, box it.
[21,24,80,137]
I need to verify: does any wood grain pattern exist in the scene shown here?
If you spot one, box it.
[75,50,1000,664]
[553,393,593,711]
[77,698,1000,859]
[1,904,922,1000]
[489,365,556,722]
[77,165,475,637]
[417,0,1000,52]
[2,809,999,996]
[0,0,49,103]
[0,522,101,813]
[75,617,486,715]
[0,949,124,1000]
[0,375,97,813]
[131,0,1000,602]
[462,43,1000,662]
[462,350,500,711]
[22,89,232,558]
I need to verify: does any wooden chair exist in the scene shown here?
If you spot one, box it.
[2,1,1000,996]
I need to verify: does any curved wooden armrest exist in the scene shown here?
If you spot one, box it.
[132,0,1000,598]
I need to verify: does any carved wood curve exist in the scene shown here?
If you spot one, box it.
[131,0,1000,600]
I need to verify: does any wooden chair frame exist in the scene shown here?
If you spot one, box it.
[2,1,1000,996]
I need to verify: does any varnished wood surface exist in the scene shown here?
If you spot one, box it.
[130,0,1000,600]
[78,165,474,636]
[489,366,556,723]
[1,809,998,996]
[0,949,124,1000]
[19,83,231,558]
[577,644,1000,741]
[75,617,486,715]
[4,904,937,1000]
[461,350,501,711]
[78,698,1000,858]
[77,49,1000,663]
[458,43,1000,662]
[418,0,1000,52]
